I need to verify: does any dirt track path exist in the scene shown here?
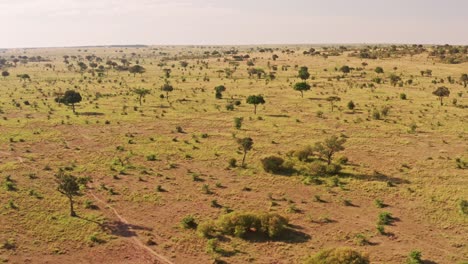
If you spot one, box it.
[0,150,175,264]
[88,188,175,264]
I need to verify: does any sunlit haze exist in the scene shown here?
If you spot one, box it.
[1,0,467,48]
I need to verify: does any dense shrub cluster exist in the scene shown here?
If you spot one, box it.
[261,156,285,173]
[305,247,369,264]
[197,212,289,239]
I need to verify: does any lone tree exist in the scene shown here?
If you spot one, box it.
[215,85,226,99]
[314,135,346,165]
[1,70,9,79]
[237,137,253,167]
[298,66,310,81]
[326,96,341,112]
[432,86,450,106]
[59,90,82,113]
[129,65,146,77]
[460,73,468,88]
[246,95,265,114]
[55,170,88,217]
[293,82,311,98]
[134,88,151,105]
[161,83,174,101]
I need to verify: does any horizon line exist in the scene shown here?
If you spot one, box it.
[2,41,467,50]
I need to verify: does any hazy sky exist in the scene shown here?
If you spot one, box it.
[1,0,467,48]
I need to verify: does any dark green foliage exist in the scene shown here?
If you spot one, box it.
[432,86,450,105]
[406,250,423,264]
[459,200,468,215]
[314,135,346,165]
[378,212,393,225]
[128,65,146,76]
[298,66,310,81]
[293,82,311,98]
[389,73,401,86]
[246,95,265,114]
[237,137,253,166]
[400,93,407,100]
[181,215,198,229]
[460,73,468,88]
[339,65,351,73]
[161,83,174,100]
[234,117,243,129]
[133,88,151,105]
[261,156,285,174]
[228,158,237,168]
[294,146,314,161]
[55,170,88,217]
[375,66,384,74]
[1,71,9,78]
[216,212,289,239]
[58,90,82,113]
[347,100,355,110]
[215,85,226,99]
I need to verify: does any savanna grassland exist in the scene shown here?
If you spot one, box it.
[0,45,467,264]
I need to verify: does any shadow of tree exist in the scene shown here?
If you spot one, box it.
[78,112,104,116]
[340,171,410,184]
[239,226,311,244]
[100,220,153,238]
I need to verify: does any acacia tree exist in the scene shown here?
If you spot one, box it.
[314,135,346,165]
[1,71,9,79]
[55,170,87,217]
[59,90,82,113]
[161,83,174,101]
[326,96,341,112]
[237,137,253,167]
[246,95,265,114]
[134,88,151,105]
[432,86,450,106]
[293,82,311,98]
[129,65,146,77]
[298,66,310,81]
[460,74,468,88]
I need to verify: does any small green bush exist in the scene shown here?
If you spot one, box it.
[305,247,369,264]
[325,163,342,175]
[406,250,423,264]
[181,215,198,229]
[294,146,314,161]
[146,154,157,161]
[228,158,237,168]
[197,221,216,238]
[310,161,327,176]
[378,212,393,225]
[459,200,468,215]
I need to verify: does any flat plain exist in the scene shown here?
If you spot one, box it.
[0,45,467,263]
